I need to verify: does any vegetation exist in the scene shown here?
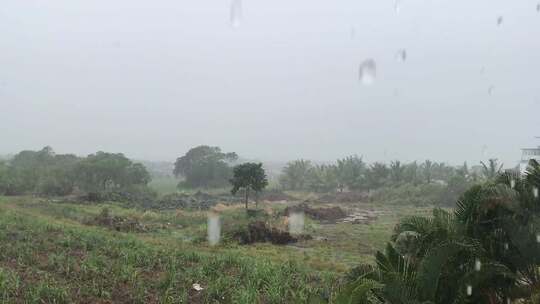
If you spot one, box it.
[0,145,533,303]
[278,157,481,207]
[230,163,269,209]
[338,160,540,303]
[0,198,333,303]
[0,147,152,198]
[173,146,238,189]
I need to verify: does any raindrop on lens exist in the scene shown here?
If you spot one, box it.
[359,59,377,85]
[504,243,509,250]
[230,0,242,29]
[497,16,503,26]
[466,285,472,296]
[395,49,407,62]
[207,214,221,246]
[475,259,482,271]
[537,3,540,12]
[510,179,515,189]
[533,187,538,198]
[536,233,540,243]
[394,0,401,14]
[289,212,305,235]
[488,86,494,96]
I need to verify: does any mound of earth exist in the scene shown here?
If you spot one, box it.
[316,192,369,204]
[234,221,309,245]
[84,208,148,233]
[282,203,347,222]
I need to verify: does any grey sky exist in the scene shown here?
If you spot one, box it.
[1,0,539,166]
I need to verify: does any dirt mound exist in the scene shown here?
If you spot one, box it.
[84,208,148,233]
[234,221,307,245]
[316,192,369,204]
[282,203,346,222]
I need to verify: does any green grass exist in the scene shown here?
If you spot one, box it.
[0,199,335,303]
[0,195,433,303]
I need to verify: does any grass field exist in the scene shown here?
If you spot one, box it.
[0,195,432,303]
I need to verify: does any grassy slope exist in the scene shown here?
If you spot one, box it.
[0,197,334,303]
[0,196,431,303]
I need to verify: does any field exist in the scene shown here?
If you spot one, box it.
[0,195,432,303]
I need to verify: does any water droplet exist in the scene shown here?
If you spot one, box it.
[506,298,511,304]
[533,187,538,198]
[504,242,509,250]
[510,179,515,189]
[488,86,495,96]
[394,0,401,14]
[480,66,485,74]
[466,285,473,296]
[350,27,356,39]
[207,214,221,246]
[497,16,504,26]
[536,3,540,12]
[289,212,305,235]
[536,233,540,243]
[475,259,482,271]
[359,59,377,85]
[395,49,407,62]
[230,0,242,29]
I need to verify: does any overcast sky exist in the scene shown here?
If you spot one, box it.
[1,0,539,166]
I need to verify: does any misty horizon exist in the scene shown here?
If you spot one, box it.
[1,0,539,166]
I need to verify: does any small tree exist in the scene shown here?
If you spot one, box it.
[230,163,268,209]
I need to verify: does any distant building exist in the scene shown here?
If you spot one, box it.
[519,146,540,175]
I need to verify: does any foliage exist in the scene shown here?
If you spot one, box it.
[230,163,268,208]
[339,159,540,303]
[74,151,150,194]
[279,159,313,190]
[173,145,238,188]
[0,147,151,198]
[480,158,503,180]
[0,201,333,303]
[335,156,366,191]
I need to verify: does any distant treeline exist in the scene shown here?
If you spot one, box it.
[0,146,151,197]
[279,156,481,192]
[278,156,505,205]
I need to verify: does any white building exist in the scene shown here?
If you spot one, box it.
[519,146,540,175]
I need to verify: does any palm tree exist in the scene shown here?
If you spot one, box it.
[480,158,503,180]
[336,160,540,303]
[390,160,405,184]
[422,160,434,184]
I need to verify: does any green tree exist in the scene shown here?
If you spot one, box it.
[307,164,338,192]
[75,152,150,193]
[0,161,9,195]
[279,159,312,190]
[173,146,238,188]
[389,160,405,184]
[230,163,268,209]
[338,160,540,303]
[365,162,389,189]
[422,159,434,184]
[480,158,503,180]
[336,155,365,191]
